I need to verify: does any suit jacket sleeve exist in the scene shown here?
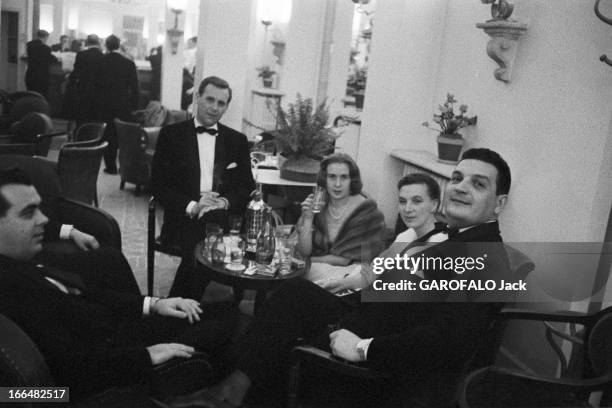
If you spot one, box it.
[151,124,196,213]
[128,60,139,111]
[364,235,509,375]
[366,302,498,375]
[0,270,153,396]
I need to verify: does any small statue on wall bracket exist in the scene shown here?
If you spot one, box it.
[481,0,514,21]
[476,0,527,83]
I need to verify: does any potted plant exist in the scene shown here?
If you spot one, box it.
[256,65,276,88]
[272,94,340,182]
[422,93,477,163]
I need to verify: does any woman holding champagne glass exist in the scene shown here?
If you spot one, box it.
[296,153,385,278]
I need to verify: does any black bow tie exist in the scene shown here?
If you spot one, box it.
[434,222,460,238]
[196,126,218,135]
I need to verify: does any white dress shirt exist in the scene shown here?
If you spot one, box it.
[185,119,219,217]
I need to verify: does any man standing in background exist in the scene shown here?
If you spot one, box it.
[25,30,57,99]
[95,34,139,174]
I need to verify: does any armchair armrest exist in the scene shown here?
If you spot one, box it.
[36,131,67,156]
[149,352,213,399]
[460,365,612,408]
[498,307,607,326]
[291,345,391,379]
[56,197,121,250]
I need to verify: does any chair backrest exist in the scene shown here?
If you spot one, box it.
[8,92,51,124]
[115,118,150,185]
[468,245,536,370]
[57,142,108,205]
[10,112,53,144]
[73,122,106,144]
[0,154,62,198]
[0,313,53,388]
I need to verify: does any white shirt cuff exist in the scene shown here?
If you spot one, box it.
[59,224,74,240]
[358,338,374,360]
[186,201,198,218]
[143,296,160,316]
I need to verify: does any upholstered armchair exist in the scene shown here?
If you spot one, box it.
[115,118,153,195]
[459,306,612,407]
[287,246,535,408]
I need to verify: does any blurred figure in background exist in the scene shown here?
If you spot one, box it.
[25,30,57,99]
[51,34,70,52]
[95,34,139,174]
[68,34,104,126]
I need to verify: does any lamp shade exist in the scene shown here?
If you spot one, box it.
[167,0,187,11]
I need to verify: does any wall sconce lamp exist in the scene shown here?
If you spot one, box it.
[166,0,186,54]
[476,0,527,83]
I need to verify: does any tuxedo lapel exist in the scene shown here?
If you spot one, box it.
[185,122,201,195]
[212,124,227,191]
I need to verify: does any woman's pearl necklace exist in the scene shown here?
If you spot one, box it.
[328,200,350,220]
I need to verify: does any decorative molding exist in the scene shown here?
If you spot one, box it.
[476,19,527,83]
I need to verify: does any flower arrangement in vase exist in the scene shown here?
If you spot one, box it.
[423,93,477,163]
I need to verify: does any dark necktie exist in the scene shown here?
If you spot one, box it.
[196,126,218,135]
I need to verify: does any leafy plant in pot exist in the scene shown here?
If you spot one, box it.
[422,93,477,163]
[272,94,340,182]
[256,65,276,88]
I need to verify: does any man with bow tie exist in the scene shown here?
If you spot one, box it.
[0,167,239,399]
[170,148,514,408]
[151,76,255,298]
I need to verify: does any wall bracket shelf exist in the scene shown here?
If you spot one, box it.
[476,19,527,83]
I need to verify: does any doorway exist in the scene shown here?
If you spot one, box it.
[0,11,19,92]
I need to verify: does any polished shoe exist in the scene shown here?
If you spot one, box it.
[103,168,118,175]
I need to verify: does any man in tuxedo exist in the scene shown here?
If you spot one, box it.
[95,34,139,174]
[171,148,513,407]
[151,76,255,298]
[69,34,104,124]
[25,30,57,99]
[0,167,238,399]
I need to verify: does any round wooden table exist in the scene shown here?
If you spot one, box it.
[194,240,307,313]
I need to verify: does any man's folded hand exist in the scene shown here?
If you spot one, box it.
[152,298,203,324]
[147,343,195,365]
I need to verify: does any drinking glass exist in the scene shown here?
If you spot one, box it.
[230,236,245,266]
[211,233,226,264]
[277,237,294,275]
[311,186,326,213]
[229,215,243,236]
[204,223,221,261]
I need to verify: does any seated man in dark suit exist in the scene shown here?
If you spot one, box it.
[151,76,255,298]
[171,148,514,407]
[0,167,238,399]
